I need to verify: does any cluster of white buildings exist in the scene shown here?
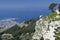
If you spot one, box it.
[32,9,60,40]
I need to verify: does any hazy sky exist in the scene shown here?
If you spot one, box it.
[0,0,60,10]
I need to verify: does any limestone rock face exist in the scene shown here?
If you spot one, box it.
[1,33,13,40]
[55,9,60,14]
[32,11,60,40]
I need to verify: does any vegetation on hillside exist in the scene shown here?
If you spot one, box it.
[0,17,39,40]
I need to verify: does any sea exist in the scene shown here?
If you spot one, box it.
[0,8,51,23]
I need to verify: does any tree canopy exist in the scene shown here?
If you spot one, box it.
[49,3,57,12]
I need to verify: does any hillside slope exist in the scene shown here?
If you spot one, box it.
[0,18,39,40]
[0,10,60,40]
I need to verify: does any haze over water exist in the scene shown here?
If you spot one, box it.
[0,0,60,22]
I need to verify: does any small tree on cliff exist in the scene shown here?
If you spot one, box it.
[49,3,57,12]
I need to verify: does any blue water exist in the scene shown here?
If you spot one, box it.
[0,8,51,22]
